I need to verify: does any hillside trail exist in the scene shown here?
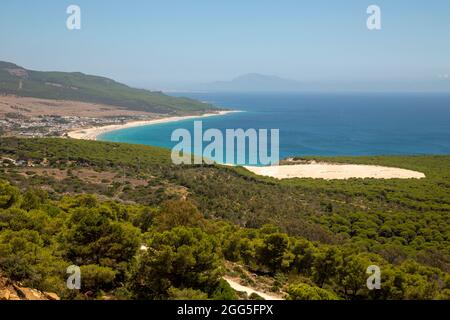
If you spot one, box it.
[223,276,284,300]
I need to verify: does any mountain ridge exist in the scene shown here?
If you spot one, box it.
[194,73,303,92]
[0,61,216,114]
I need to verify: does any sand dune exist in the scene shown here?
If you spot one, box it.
[244,163,426,180]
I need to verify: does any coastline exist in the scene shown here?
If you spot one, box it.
[67,109,426,180]
[67,110,237,141]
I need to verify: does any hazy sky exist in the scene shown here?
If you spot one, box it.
[1,0,449,91]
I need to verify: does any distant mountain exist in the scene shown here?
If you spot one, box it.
[196,73,303,92]
[0,61,216,114]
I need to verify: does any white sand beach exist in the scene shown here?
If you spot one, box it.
[68,111,236,140]
[244,163,426,180]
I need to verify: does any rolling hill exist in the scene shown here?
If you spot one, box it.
[0,61,216,114]
[0,137,449,300]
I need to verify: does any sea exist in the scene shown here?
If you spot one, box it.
[98,92,450,165]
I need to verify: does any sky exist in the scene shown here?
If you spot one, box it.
[0,0,449,91]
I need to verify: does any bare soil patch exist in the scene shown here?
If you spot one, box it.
[0,95,153,118]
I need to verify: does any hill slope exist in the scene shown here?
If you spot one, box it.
[0,137,449,300]
[0,61,216,114]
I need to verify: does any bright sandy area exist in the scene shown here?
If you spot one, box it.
[244,163,426,180]
[68,111,236,140]
[223,277,284,300]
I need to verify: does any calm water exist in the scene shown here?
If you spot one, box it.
[99,93,450,164]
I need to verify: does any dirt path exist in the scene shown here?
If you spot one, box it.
[223,277,284,300]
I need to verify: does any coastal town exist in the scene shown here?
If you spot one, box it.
[0,113,152,138]
[0,95,225,140]
[0,95,161,138]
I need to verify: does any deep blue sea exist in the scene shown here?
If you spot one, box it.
[99,93,450,164]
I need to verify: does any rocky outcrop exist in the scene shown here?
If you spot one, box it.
[0,274,60,301]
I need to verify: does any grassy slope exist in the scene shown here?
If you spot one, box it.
[0,138,449,271]
[0,61,216,114]
[237,155,450,212]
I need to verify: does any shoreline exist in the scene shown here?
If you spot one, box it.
[67,110,238,140]
[67,110,426,180]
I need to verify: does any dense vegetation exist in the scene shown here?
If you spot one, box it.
[0,137,449,299]
[0,61,216,114]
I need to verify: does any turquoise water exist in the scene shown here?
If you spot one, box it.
[99,93,450,164]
